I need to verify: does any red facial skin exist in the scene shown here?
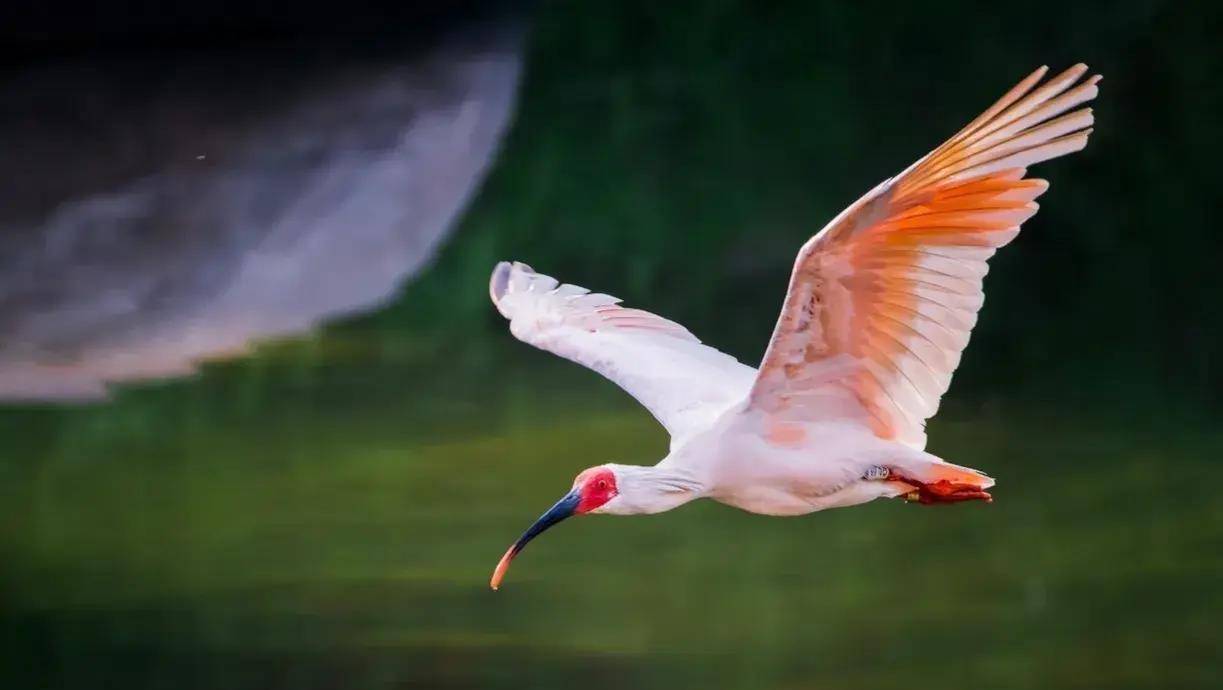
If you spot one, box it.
[573,467,618,513]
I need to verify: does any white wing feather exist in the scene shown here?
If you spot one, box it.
[490,261,756,443]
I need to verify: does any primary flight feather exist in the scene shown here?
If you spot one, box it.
[488,64,1100,590]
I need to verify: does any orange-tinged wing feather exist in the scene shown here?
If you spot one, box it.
[749,65,1100,449]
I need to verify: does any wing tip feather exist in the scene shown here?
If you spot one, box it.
[490,261,513,315]
[490,260,545,316]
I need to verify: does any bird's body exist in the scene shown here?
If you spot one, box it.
[488,64,1100,589]
[595,403,985,518]
[672,412,941,516]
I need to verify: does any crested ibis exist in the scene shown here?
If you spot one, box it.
[488,64,1100,589]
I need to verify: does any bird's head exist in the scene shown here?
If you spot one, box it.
[489,463,705,590]
[489,464,621,590]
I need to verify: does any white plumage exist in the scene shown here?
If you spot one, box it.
[490,261,757,447]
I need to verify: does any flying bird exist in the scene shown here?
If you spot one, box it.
[488,64,1100,590]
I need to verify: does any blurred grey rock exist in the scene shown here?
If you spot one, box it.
[0,23,523,400]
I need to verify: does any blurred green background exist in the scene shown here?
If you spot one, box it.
[2,1,1220,688]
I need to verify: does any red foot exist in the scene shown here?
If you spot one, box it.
[893,474,993,505]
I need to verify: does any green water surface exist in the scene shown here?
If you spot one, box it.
[1,332,1219,689]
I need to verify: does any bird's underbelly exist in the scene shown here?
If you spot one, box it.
[712,484,827,516]
[696,420,908,516]
[711,477,901,516]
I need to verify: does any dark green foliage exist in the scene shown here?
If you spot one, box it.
[376,0,1220,413]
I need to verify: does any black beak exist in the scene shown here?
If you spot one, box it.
[490,490,580,590]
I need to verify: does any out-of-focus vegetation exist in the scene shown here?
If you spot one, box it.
[380,0,1219,416]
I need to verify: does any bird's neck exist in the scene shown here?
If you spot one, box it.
[605,463,706,515]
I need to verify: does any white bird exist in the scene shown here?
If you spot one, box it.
[489,64,1100,589]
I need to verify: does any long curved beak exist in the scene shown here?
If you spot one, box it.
[490,489,581,590]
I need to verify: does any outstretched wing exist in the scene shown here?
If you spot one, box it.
[748,64,1100,449]
[491,261,757,443]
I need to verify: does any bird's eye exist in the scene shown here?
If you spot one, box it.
[596,479,607,490]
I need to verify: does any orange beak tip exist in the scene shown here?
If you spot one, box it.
[489,548,514,591]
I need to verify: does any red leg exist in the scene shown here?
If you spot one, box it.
[892,473,993,505]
